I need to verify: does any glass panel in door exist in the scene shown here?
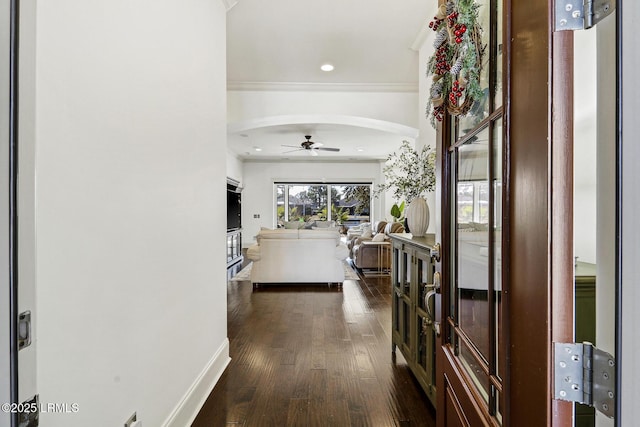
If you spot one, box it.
[456,126,490,362]
[493,118,504,381]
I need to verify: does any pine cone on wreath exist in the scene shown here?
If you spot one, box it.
[433,27,448,48]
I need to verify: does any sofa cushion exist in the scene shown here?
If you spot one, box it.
[299,229,340,243]
[256,229,300,243]
[283,221,303,229]
[313,220,334,228]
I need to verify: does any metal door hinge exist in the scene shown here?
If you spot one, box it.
[18,394,39,427]
[554,342,615,419]
[555,0,615,31]
[18,310,32,350]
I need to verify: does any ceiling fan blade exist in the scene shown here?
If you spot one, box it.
[310,142,324,148]
[282,144,302,148]
[282,148,303,153]
[315,147,340,152]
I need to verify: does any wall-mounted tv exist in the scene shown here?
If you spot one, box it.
[227,189,241,231]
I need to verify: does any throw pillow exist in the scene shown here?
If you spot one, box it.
[314,220,332,228]
[283,221,302,229]
[372,233,386,242]
[361,224,373,238]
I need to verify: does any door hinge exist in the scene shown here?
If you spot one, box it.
[554,342,615,419]
[18,394,39,427]
[555,0,615,31]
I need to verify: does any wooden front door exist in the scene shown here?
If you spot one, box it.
[434,0,575,425]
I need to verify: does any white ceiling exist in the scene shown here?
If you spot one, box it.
[226,0,431,160]
[229,122,415,161]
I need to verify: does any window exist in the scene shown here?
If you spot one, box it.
[274,183,371,227]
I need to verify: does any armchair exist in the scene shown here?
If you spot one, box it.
[351,222,405,270]
[347,220,387,258]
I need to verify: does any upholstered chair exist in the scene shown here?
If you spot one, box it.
[347,220,388,257]
[351,221,405,270]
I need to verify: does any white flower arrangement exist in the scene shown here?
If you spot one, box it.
[374,140,436,203]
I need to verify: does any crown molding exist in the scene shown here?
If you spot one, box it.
[227,81,418,93]
[220,0,238,11]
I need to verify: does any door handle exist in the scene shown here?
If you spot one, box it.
[424,289,437,324]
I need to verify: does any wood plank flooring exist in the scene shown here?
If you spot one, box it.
[193,263,436,427]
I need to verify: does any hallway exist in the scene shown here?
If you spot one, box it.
[193,267,436,426]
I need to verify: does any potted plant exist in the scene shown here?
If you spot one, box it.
[390,201,405,223]
[374,140,436,236]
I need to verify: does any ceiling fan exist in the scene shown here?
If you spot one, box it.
[282,135,340,156]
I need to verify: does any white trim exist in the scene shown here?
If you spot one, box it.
[162,339,231,427]
[228,115,419,139]
[227,81,418,93]
[621,1,640,425]
[220,0,238,11]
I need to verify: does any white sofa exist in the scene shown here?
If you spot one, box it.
[246,229,349,286]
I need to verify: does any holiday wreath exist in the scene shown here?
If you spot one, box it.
[426,0,485,128]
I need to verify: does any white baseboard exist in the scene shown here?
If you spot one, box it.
[162,338,231,427]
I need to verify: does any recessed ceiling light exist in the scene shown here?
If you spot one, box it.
[320,64,334,72]
[356,147,365,152]
[253,147,262,152]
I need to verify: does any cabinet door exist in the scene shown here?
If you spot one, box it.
[392,242,413,355]
[415,249,437,404]
[227,234,233,263]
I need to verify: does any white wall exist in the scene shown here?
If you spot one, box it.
[621,1,640,423]
[228,90,418,128]
[417,27,438,234]
[242,160,385,245]
[34,2,229,426]
[574,30,598,265]
[227,149,244,185]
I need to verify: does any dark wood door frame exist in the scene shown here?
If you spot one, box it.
[435,1,575,425]
[508,1,574,424]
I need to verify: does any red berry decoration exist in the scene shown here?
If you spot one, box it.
[428,16,443,32]
[427,2,483,127]
[448,79,466,106]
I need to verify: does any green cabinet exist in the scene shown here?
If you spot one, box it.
[390,233,437,406]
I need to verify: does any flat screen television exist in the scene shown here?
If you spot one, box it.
[227,190,241,231]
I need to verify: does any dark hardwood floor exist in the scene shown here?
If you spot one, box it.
[193,262,436,426]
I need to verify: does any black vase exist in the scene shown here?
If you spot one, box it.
[403,217,410,233]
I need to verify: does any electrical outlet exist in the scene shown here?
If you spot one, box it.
[124,412,137,427]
